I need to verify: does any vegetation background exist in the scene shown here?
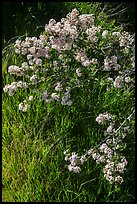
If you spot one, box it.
[2,2,135,202]
[2,2,135,47]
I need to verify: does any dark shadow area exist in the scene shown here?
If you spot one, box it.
[2,2,135,48]
[2,2,70,47]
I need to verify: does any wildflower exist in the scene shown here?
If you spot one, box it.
[115,175,123,184]
[65,99,73,106]
[55,82,62,91]
[51,93,60,101]
[87,148,94,156]
[105,175,114,184]
[112,31,121,37]
[75,49,90,67]
[99,143,108,152]
[29,46,36,55]
[82,60,91,67]
[8,65,24,76]
[42,90,51,103]
[68,164,81,173]
[106,123,115,133]
[91,58,98,64]
[86,25,101,42]
[96,113,112,124]
[131,55,135,68]
[116,162,126,173]
[80,155,87,164]
[92,152,100,160]
[49,18,56,26]
[19,100,29,112]
[102,30,109,38]
[22,62,29,70]
[3,82,18,96]
[30,75,37,83]
[125,77,131,83]
[16,81,28,88]
[35,58,42,66]
[78,14,95,30]
[104,56,120,71]
[119,32,134,48]
[104,58,111,71]
[114,76,123,88]
[29,95,33,101]
[107,77,113,82]
[61,92,73,106]
[104,147,113,158]
[106,139,112,144]
[69,152,79,166]
[76,68,82,77]
[64,149,69,155]
[96,156,106,163]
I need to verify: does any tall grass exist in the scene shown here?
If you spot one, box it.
[2,2,135,202]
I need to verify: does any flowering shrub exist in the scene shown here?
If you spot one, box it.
[64,110,135,185]
[3,9,135,185]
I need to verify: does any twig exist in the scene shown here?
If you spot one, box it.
[97,109,135,147]
[114,109,135,134]
[106,3,124,15]
[2,35,26,55]
[107,7,127,18]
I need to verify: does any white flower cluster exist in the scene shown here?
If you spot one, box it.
[102,30,109,38]
[44,9,96,52]
[14,36,50,59]
[55,82,62,91]
[64,136,128,185]
[16,81,28,88]
[96,113,112,124]
[3,82,18,96]
[103,155,128,185]
[107,75,130,89]
[75,48,91,67]
[41,89,73,106]
[45,13,79,51]
[51,93,60,101]
[119,32,134,48]
[76,68,83,77]
[91,58,98,64]
[19,100,30,112]
[30,74,37,84]
[104,56,121,71]
[112,31,134,53]
[124,76,131,83]
[29,95,33,101]
[42,90,51,103]
[8,65,24,76]
[64,112,131,185]
[61,91,73,106]
[78,13,95,29]
[86,25,102,42]
[94,114,129,184]
[8,62,29,76]
[66,9,95,30]
[113,76,123,88]
[64,150,87,173]
[3,81,28,96]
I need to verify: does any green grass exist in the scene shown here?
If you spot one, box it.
[2,2,135,202]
